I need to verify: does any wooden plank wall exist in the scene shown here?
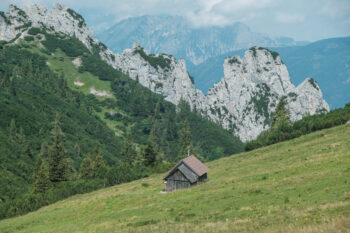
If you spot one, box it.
[165,170,191,191]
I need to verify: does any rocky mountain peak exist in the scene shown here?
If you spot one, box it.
[0,3,97,50]
[0,4,330,142]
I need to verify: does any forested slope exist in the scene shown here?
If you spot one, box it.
[0,28,243,219]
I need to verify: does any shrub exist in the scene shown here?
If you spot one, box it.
[133,47,172,71]
[24,36,34,42]
[28,27,42,35]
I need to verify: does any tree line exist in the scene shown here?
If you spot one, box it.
[245,97,350,151]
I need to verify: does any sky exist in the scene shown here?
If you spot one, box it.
[1,0,350,42]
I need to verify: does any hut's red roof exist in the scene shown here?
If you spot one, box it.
[182,155,209,176]
[165,155,209,179]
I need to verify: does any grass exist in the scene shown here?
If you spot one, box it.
[0,124,349,232]
[22,41,129,138]
[22,40,112,98]
[95,109,125,137]
[46,49,113,97]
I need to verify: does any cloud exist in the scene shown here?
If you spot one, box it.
[343,77,350,84]
[185,0,275,27]
[0,0,348,41]
[275,12,305,23]
[320,0,350,19]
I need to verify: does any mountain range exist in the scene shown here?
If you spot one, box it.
[97,15,305,65]
[0,3,329,142]
[98,15,349,110]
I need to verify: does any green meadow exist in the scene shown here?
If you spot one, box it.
[1,124,349,233]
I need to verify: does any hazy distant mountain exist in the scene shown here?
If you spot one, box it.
[97,15,300,65]
[189,37,350,109]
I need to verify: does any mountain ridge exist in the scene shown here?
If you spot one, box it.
[0,4,329,142]
[189,36,350,109]
[98,15,300,65]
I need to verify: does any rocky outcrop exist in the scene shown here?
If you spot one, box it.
[204,47,329,141]
[0,4,330,142]
[109,43,206,110]
[0,3,98,49]
[106,44,329,141]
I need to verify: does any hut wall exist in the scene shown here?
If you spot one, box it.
[198,173,208,182]
[165,170,191,192]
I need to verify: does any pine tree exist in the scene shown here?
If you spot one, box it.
[177,120,193,161]
[17,127,26,144]
[47,115,68,183]
[0,71,9,88]
[9,119,17,141]
[80,145,106,179]
[39,128,45,139]
[39,141,49,159]
[33,158,51,193]
[91,145,106,178]
[150,100,166,156]
[143,142,157,167]
[74,143,81,157]
[271,97,291,128]
[79,154,93,179]
[121,136,137,165]
[25,143,33,158]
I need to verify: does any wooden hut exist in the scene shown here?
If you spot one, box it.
[164,155,209,192]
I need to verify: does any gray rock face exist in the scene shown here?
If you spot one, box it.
[109,42,206,110]
[0,4,97,49]
[107,45,329,141]
[0,4,329,142]
[204,48,329,141]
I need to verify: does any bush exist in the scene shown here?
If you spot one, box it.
[28,27,42,35]
[42,31,89,57]
[133,47,172,70]
[24,36,34,42]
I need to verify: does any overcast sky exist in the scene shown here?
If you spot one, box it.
[1,0,350,41]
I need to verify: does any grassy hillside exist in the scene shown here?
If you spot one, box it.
[1,124,349,232]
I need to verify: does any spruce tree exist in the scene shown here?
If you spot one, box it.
[150,100,164,153]
[9,119,17,141]
[177,120,193,161]
[143,142,157,167]
[79,155,93,179]
[47,116,68,183]
[74,143,81,157]
[39,141,49,159]
[25,143,33,158]
[121,136,137,165]
[80,145,107,179]
[91,145,106,178]
[271,97,291,127]
[17,127,26,144]
[33,158,51,193]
